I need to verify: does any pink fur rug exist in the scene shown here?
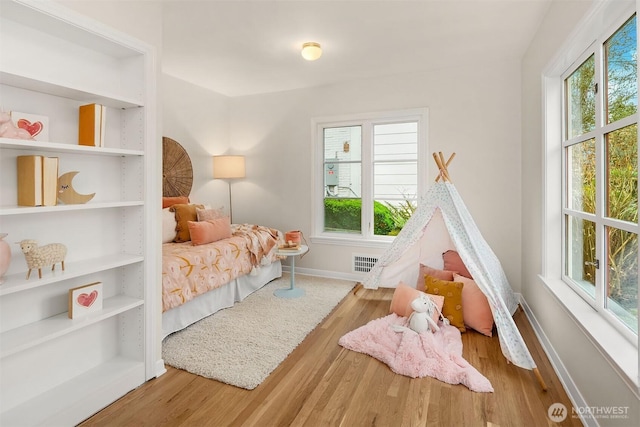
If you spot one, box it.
[338,313,493,392]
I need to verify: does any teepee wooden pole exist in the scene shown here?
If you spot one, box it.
[533,367,548,391]
[433,152,452,183]
[434,152,456,182]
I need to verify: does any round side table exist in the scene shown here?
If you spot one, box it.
[274,245,309,298]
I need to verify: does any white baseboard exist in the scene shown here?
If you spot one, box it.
[281,266,366,282]
[519,297,597,427]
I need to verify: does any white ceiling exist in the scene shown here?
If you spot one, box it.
[162,0,552,97]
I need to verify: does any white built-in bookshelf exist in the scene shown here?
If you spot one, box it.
[0,1,158,425]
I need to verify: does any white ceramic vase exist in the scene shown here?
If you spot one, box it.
[0,233,11,284]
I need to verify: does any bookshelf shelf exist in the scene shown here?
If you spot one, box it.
[0,200,144,216]
[0,1,158,425]
[0,138,144,157]
[0,295,144,358]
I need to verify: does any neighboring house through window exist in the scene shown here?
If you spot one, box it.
[312,108,428,247]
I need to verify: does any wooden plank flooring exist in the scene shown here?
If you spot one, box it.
[81,286,582,426]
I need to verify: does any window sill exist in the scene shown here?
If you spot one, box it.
[310,235,392,249]
[538,274,639,396]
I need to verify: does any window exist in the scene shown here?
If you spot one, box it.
[312,109,428,246]
[562,14,638,337]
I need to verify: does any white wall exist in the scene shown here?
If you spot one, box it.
[522,1,640,425]
[228,60,523,285]
[162,74,231,209]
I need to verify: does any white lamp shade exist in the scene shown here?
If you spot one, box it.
[301,42,322,61]
[213,155,245,179]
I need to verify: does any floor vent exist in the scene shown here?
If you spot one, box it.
[353,254,379,273]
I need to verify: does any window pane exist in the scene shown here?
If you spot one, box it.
[606,124,638,222]
[605,15,637,124]
[373,122,418,235]
[606,227,638,333]
[323,163,362,234]
[566,215,596,297]
[566,139,596,213]
[324,126,361,162]
[566,55,596,139]
[374,122,417,161]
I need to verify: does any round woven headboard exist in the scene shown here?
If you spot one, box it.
[162,137,193,197]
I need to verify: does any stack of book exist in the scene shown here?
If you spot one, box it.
[17,155,59,206]
[78,103,106,147]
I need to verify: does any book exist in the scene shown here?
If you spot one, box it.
[42,156,59,206]
[17,155,43,206]
[78,103,106,147]
[17,155,60,206]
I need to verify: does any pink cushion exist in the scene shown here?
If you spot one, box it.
[162,196,189,209]
[454,273,494,336]
[416,264,455,291]
[442,250,472,279]
[187,216,232,246]
[196,207,225,221]
[389,282,445,324]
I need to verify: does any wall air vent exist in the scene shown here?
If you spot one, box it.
[353,254,379,273]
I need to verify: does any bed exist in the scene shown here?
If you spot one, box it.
[160,138,283,339]
[161,222,283,339]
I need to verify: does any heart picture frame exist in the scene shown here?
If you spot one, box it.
[11,111,49,141]
[68,282,103,319]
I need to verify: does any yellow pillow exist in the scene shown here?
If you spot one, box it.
[171,203,204,242]
[424,275,465,332]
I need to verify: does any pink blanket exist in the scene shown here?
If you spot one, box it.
[338,313,493,392]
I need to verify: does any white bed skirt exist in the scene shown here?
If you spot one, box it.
[161,261,282,339]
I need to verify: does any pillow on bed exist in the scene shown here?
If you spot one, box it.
[389,281,444,325]
[442,250,473,279]
[162,196,189,209]
[196,207,226,222]
[188,216,232,245]
[454,273,494,336]
[162,208,177,243]
[171,203,204,242]
[423,275,465,332]
[416,264,455,291]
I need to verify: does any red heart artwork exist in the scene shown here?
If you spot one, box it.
[77,290,98,308]
[16,119,44,137]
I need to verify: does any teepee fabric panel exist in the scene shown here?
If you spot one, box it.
[363,182,536,370]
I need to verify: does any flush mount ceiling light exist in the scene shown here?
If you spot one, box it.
[301,42,322,61]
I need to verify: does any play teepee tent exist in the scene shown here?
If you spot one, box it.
[362,152,546,390]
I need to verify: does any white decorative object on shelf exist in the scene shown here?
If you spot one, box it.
[19,239,66,279]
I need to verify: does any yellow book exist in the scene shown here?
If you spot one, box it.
[17,155,43,206]
[78,103,105,147]
[42,156,59,206]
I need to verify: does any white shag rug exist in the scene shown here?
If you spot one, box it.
[162,273,354,390]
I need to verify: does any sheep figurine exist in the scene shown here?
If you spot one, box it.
[19,239,67,279]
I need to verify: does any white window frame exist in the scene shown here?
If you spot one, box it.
[311,108,428,247]
[541,0,639,392]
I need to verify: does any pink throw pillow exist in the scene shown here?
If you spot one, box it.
[454,273,494,336]
[389,282,445,325]
[162,196,189,209]
[188,216,232,246]
[196,207,226,222]
[443,250,473,279]
[417,264,455,291]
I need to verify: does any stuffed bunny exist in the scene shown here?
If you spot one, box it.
[407,294,440,333]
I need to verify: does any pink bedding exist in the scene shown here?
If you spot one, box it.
[338,313,493,392]
[162,224,282,312]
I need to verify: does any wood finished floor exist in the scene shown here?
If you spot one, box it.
[81,286,582,427]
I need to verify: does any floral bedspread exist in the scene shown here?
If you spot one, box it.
[162,224,283,312]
